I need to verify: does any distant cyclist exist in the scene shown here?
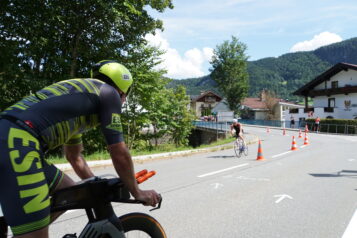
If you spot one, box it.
[0,60,161,238]
[230,119,245,144]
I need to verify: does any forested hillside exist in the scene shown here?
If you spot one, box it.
[168,75,221,95]
[168,37,357,101]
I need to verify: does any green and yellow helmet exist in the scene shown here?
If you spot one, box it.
[91,60,133,94]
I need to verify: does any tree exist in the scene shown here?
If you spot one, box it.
[263,90,277,120]
[166,86,195,146]
[210,36,249,114]
[0,0,174,108]
[0,0,174,153]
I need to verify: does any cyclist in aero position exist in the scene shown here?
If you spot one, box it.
[0,60,161,238]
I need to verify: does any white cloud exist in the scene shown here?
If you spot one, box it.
[145,31,214,79]
[290,31,343,52]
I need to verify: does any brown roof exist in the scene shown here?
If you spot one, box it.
[190,91,222,102]
[241,98,299,110]
[241,98,268,110]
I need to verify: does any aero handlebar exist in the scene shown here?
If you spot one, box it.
[135,170,156,184]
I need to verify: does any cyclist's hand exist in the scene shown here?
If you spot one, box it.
[135,189,161,207]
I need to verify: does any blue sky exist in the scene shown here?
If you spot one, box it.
[146,0,357,79]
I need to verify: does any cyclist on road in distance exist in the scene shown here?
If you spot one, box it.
[0,60,161,238]
[230,118,246,146]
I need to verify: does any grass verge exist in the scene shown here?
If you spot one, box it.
[47,137,236,164]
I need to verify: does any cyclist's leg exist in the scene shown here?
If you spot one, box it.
[42,160,76,222]
[238,133,245,148]
[0,163,75,236]
[14,227,48,238]
[240,135,246,148]
[0,120,50,238]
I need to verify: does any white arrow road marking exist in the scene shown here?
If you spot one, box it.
[211,183,223,189]
[274,194,293,203]
[197,163,249,178]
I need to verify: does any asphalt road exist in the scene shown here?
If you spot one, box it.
[49,126,357,238]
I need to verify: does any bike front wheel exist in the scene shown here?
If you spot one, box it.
[243,144,248,156]
[233,140,242,158]
[119,212,166,238]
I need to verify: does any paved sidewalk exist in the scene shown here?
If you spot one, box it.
[56,133,259,171]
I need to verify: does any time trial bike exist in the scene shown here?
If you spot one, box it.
[1,169,166,238]
[233,137,248,158]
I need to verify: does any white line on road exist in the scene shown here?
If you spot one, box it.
[197,163,249,178]
[271,151,292,158]
[342,209,357,238]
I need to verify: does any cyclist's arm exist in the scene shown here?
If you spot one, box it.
[108,142,160,206]
[99,85,159,206]
[108,142,139,195]
[64,143,94,179]
[230,124,234,136]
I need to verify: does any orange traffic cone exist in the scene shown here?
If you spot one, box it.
[256,140,265,161]
[305,124,309,133]
[298,129,302,138]
[267,127,270,133]
[283,128,286,136]
[291,136,298,151]
[304,133,309,145]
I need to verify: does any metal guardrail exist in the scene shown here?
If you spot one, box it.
[193,121,230,132]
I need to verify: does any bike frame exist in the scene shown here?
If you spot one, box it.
[51,174,161,238]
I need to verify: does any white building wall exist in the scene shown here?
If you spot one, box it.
[330,70,357,88]
[313,96,327,108]
[314,70,357,90]
[314,82,326,90]
[255,111,267,120]
[312,93,357,119]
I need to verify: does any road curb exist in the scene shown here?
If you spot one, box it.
[55,134,259,172]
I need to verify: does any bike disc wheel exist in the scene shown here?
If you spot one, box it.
[234,140,241,158]
[119,212,166,238]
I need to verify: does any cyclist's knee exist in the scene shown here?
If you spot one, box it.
[54,173,76,191]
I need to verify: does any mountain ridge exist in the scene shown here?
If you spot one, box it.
[167,37,357,101]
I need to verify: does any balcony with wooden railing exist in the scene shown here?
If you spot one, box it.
[309,85,357,97]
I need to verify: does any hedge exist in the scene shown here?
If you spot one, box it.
[304,118,357,134]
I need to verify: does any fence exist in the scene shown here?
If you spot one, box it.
[193,120,357,135]
[304,122,357,134]
[193,121,230,132]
